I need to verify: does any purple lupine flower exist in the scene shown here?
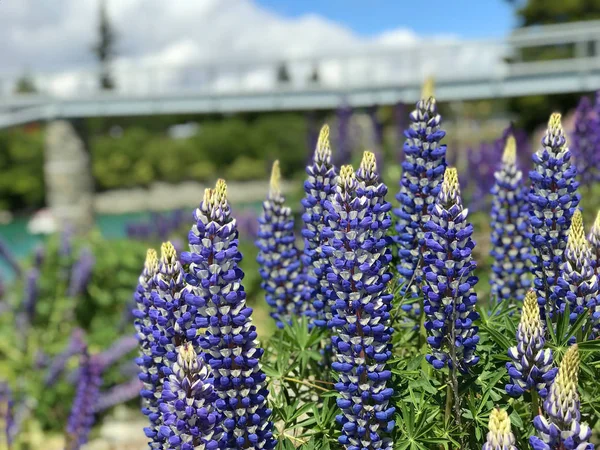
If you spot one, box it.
[366,104,384,170]
[554,210,600,329]
[506,290,557,398]
[570,96,596,187]
[422,168,479,371]
[324,161,395,449]
[301,125,337,326]
[235,208,259,240]
[482,408,517,450]
[463,141,498,212]
[158,343,221,449]
[394,96,447,315]
[67,247,95,297]
[60,225,74,260]
[587,210,600,276]
[64,351,103,450]
[489,134,531,302]
[529,113,581,319]
[256,161,305,328]
[0,382,14,448]
[530,345,593,450]
[335,103,353,166]
[22,268,40,327]
[96,335,138,369]
[182,180,275,449]
[45,328,86,386]
[95,377,143,413]
[0,236,21,278]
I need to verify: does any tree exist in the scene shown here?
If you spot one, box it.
[92,0,117,90]
[14,74,37,94]
[276,63,291,85]
[507,0,600,26]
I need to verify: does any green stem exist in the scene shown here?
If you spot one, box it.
[531,390,540,420]
[444,382,453,425]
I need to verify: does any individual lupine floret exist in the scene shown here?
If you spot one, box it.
[587,210,600,272]
[571,96,596,187]
[158,343,221,450]
[256,161,305,328]
[489,134,531,302]
[529,113,580,318]
[183,180,275,449]
[422,168,480,371]
[530,345,594,450]
[324,164,395,450]
[482,408,518,450]
[554,210,600,327]
[506,290,557,398]
[65,350,103,450]
[302,125,337,326]
[394,95,447,311]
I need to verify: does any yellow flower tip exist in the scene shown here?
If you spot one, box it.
[316,124,331,161]
[488,408,511,435]
[203,188,214,208]
[421,76,435,100]
[160,241,177,263]
[592,210,600,233]
[269,160,281,197]
[339,164,355,185]
[214,179,227,204]
[548,112,563,134]
[144,248,158,273]
[502,135,517,165]
[522,289,541,325]
[556,344,580,392]
[360,151,377,174]
[567,209,587,252]
[178,342,197,367]
[441,167,460,197]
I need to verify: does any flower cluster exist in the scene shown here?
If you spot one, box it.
[394,96,447,311]
[570,95,598,186]
[324,160,395,449]
[506,290,557,398]
[183,180,275,449]
[256,161,304,327]
[530,345,593,450]
[158,343,221,449]
[529,113,580,318]
[301,125,337,327]
[554,210,600,326]
[482,408,517,450]
[422,168,479,371]
[489,134,531,302]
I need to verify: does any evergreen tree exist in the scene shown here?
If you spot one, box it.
[92,0,117,91]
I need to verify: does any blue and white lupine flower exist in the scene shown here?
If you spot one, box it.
[482,408,518,450]
[158,343,221,450]
[422,167,479,371]
[302,125,337,326]
[506,290,557,398]
[554,210,600,327]
[256,161,305,328]
[530,345,594,450]
[183,180,275,450]
[324,162,395,450]
[489,134,531,302]
[529,113,581,318]
[394,95,447,313]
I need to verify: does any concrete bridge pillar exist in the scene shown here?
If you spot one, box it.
[44,120,95,234]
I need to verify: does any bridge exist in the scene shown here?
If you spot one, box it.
[2,20,600,128]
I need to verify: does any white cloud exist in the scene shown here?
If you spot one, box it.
[0,0,506,96]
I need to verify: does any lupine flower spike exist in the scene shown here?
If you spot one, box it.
[423,167,479,371]
[571,96,596,187]
[489,134,531,302]
[183,179,275,449]
[158,343,221,450]
[302,125,337,326]
[554,210,600,328]
[587,210,600,272]
[529,113,580,319]
[324,164,395,450]
[506,290,557,398]
[394,95,447,314]
[256,161,305,328]
[482,408,517,450]
[0,382,14,449]
[530,345,594,450]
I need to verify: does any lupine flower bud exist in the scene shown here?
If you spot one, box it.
[422,168,479,371]
[256,161,305,328]
[482,408,517,450]
[183,180,275,449]
[530,345,593,450]
[394,96,447,314]
[587,210,600,272]
[158,343,221,450]
[65,351,102,450]
[571,96,597,186]
[302,125,337,326]
[529,113,581,318]
[489,135,531,302]
[506,290,557,398]
[324,163,395,449]
[555,210,600,328]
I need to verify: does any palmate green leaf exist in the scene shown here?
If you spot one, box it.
[479,322,513,350]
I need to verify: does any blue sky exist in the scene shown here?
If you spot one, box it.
[255,0,517,39]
